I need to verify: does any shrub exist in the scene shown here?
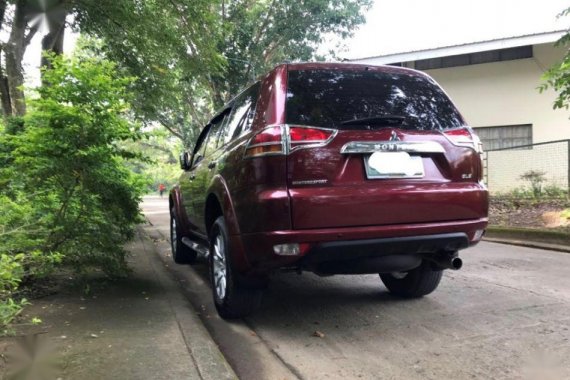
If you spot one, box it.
[519,170,547,198]
[0,55,144,332]
[543,185,569,198]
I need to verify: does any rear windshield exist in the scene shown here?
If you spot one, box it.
[286,69,464,130]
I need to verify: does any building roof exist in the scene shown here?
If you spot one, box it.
[351,30,566,65]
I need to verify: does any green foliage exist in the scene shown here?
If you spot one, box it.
[217,0,373,102]
[73,0,371,148]
[0,54,144,332]
[544,184,569,198]
[72,0,224,147]
[519,170,547,198]
[123,128,183,193]
[539,7,570,109]
[562,209,570,219]
[493,185,569,201]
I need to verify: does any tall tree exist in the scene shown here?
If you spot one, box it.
[72,0,223,144]
[106,0,372,146]
[0,0,221,121]
[216,0,372,106]
[0,0,371,147]
[0,0,42,116]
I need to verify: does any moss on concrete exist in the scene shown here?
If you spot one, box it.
[486,226,570,246]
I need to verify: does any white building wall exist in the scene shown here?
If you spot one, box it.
[424,43,570,143]
[422,43,570,193]
[485,142,568,193]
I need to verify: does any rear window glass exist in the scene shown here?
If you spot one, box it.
[286,69,464,131]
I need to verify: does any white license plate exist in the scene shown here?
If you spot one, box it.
[364,152,424,179]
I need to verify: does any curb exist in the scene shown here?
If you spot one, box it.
[142,219,297,380]
[138,225,238,380]
[483,236,570,253]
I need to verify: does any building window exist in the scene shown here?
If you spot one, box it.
[474,124,532,151]
[414,45,533,70]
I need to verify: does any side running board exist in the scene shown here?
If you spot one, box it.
[181,237,209,258]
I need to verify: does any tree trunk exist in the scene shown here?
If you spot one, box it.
[4,0,28,116]
[0,59,12,116]
[41,4,67,76]
[0,0,10,117]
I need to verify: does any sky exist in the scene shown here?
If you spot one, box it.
[20,0,570,85]
[22,16,79,87]
[341,0,569,59]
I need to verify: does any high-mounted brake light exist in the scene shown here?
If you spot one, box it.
[443,127,484,154]
[245,125,337,158]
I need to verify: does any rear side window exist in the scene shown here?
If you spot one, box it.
[221,83,260,145]
[203,112,230,158]
[286,69,464,131]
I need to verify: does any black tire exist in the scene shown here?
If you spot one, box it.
[380,261,443,298]
[209,216,263,319]
[170,208,197,264]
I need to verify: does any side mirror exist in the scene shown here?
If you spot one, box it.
[179,152,191,170]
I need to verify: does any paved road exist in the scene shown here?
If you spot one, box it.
[142,197,570,380]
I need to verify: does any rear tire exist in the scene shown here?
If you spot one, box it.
[380,261,443,298]
[210,216,262,319]
[170,208,197,264]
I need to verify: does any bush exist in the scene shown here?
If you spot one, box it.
[519,170,547,198]
[0,55,144,332]
[543,185,569,198]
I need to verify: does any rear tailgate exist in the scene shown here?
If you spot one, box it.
[284,65,488,230]
[287,128,487,229]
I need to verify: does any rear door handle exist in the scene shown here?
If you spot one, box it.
[208,161,217,169]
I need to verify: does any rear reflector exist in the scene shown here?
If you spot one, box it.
[273,243,311,256]
[473,229,485,241]
[245,125,336,158]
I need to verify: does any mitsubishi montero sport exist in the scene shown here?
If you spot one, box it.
[169,63,489,319]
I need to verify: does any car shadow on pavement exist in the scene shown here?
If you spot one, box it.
[186,258,434,321]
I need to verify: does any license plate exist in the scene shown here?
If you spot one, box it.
[364,152,424,179]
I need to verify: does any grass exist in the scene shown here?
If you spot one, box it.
[486,225,570,246]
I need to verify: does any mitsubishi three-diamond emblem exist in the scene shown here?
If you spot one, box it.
[390,131,401,142]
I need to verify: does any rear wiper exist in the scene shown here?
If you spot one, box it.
[341,115,407,126]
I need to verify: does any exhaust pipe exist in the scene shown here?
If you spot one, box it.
[450,257,463,270]
[428,253,463,270]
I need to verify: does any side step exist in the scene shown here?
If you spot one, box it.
[181,237,209,258]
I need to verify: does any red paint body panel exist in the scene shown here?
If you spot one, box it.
[286,128,487,229]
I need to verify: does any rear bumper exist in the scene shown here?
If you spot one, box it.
[236,217,487,274]
[302,232,468,274]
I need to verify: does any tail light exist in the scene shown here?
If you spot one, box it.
[443,127,485,181]
[245,125,337,158]
[443,127,484,154]
[244,125,284,157]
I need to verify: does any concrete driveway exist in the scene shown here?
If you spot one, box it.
[142,196,570,380]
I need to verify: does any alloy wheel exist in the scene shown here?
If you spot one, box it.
[212,234,227,300]
[171,215,177,255]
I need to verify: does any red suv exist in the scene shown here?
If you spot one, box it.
[169,63,488,319]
